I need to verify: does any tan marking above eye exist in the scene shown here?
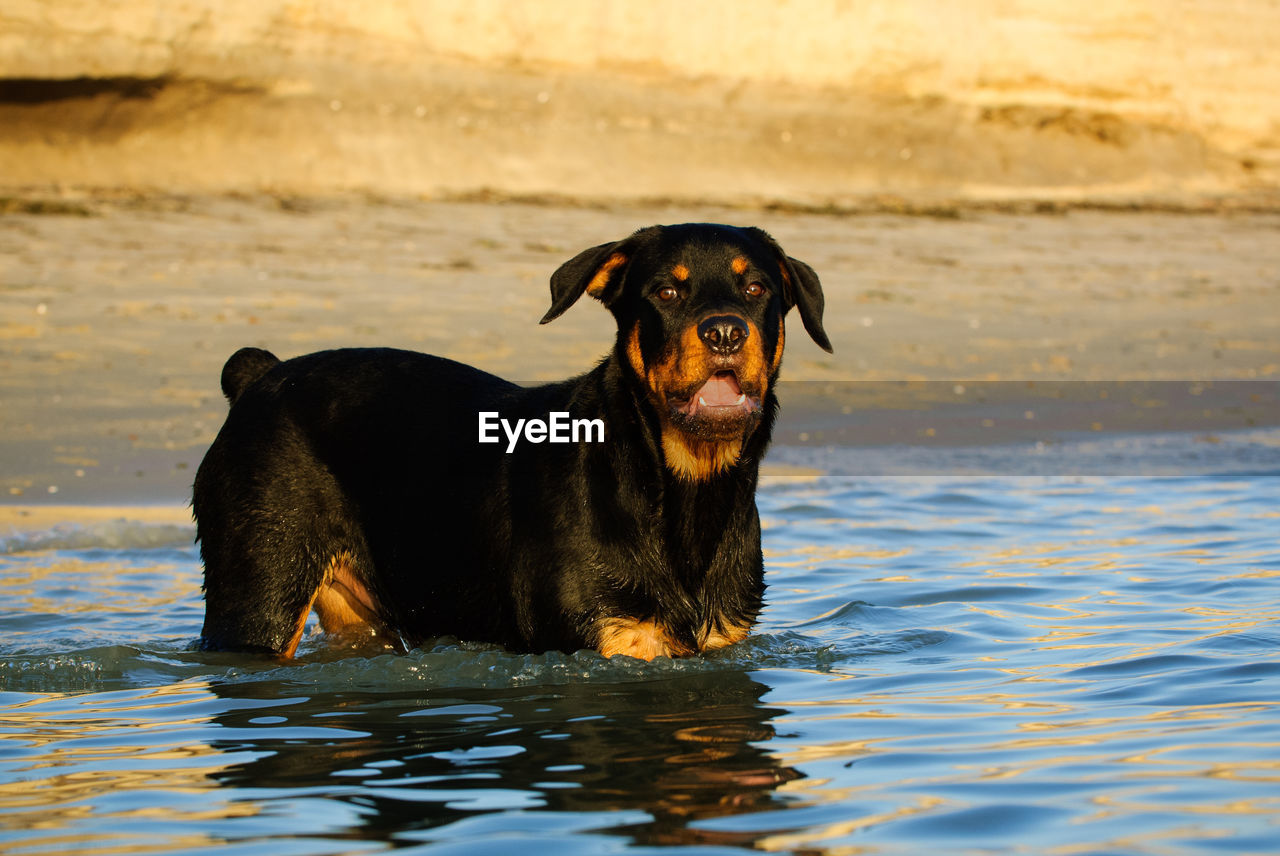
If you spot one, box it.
[671,263,690,281]
[731,256,748,275]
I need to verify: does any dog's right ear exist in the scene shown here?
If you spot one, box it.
[541,228,656,324]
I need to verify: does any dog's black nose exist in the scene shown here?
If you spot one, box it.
[698,315,750,355]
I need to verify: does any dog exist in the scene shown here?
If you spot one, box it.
[193,223,831,659]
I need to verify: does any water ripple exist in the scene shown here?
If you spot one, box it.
[2,473,1278,855]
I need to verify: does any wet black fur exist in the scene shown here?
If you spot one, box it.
[193,224,830,655]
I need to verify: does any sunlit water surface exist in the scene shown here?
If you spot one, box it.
[2,451,1278,855]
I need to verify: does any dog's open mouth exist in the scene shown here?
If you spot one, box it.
[697,370,748,408]
[673,370,762,420]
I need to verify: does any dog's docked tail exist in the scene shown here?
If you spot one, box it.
[220,347,280,404]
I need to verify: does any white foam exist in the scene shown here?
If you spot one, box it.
[0,520,195,555]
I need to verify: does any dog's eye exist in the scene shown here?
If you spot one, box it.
[657,286,679,302]
[744,282,765,298]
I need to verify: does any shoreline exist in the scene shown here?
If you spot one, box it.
[2,196,1277,504]
[6,188,1280,220]
[3,422,1277,513]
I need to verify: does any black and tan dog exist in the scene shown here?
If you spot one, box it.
[194,224,831,659]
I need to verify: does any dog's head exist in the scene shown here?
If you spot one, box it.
[542,224,831,481]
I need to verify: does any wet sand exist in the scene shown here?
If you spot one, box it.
[1,196,1277,503]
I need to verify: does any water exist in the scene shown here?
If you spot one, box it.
[2,442,1279,855]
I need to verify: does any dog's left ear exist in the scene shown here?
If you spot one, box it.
[747,228,833,353]
[541,228,655,324]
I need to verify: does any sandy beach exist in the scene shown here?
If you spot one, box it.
[1,195,1277,505]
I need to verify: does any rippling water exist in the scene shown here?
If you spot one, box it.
[2,443,1279,854]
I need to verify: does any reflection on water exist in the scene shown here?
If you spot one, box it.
[1,470,1278,854]
[207,673,798,849]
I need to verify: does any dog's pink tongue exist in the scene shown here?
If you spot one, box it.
[697,372,742,406]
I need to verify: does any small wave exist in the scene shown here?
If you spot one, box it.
[766,426,1280,477]
[1,625,946,695]
[0,643,227,694]
[218,644,714,691]
[215,632,847,691]
[0,519,195,555]
[4,637,838,695]
[209,627,954,692]
[0,647,129,693]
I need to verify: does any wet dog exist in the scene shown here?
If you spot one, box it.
[194,224,831,659]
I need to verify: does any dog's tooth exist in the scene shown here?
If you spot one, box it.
[734,393,746,405]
